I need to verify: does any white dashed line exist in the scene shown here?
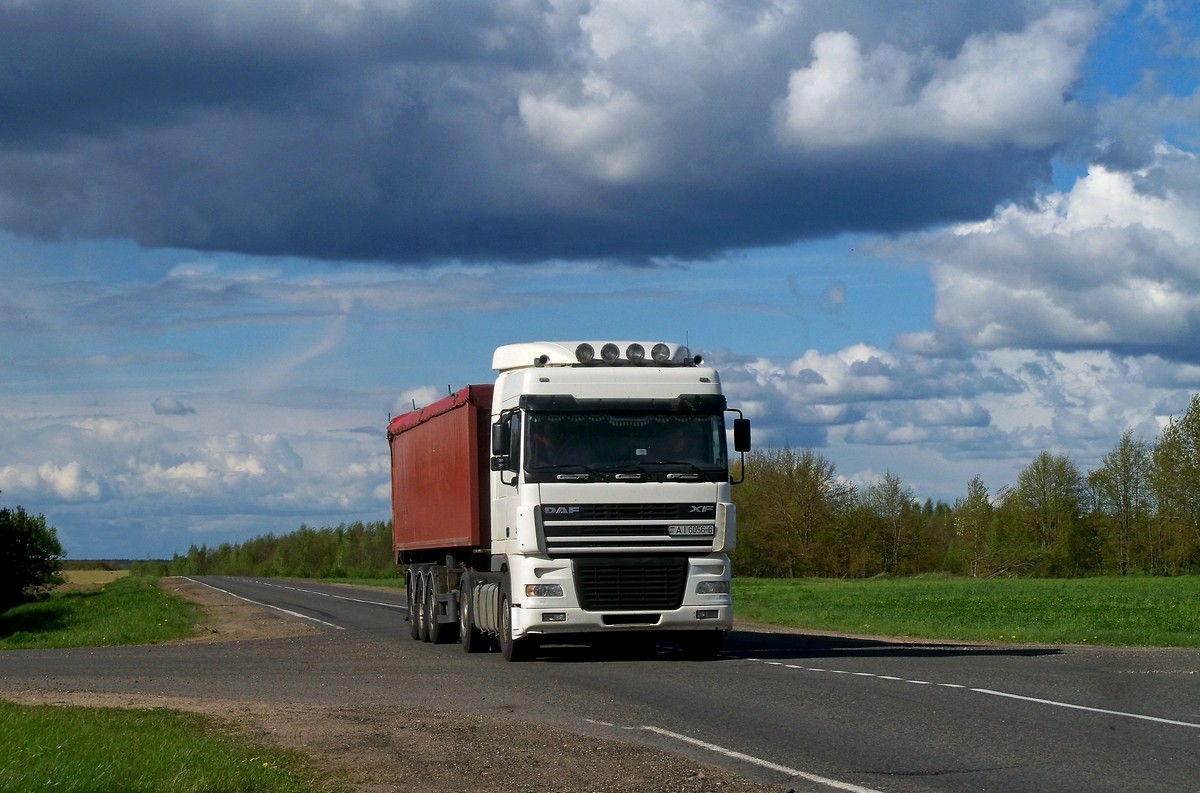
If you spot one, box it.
[746,657,1200,730]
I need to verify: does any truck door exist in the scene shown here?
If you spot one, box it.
[490,409,524,555]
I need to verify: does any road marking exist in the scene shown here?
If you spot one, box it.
[185,577,345,630]
[584,719,883,793]
[970,688,1200,729]
[251,580,405,611]
[748,658,1200,730]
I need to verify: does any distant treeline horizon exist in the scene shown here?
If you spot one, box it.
[147,394,1200,581]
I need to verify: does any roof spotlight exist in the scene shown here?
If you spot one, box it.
[575,343,595,363]
[626,343,645,363]
[600,343,621,363]
[651,343,671,363]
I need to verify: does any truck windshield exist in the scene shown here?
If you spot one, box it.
[524,412,728,482]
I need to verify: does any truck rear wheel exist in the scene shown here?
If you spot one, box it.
[459,574,486,653]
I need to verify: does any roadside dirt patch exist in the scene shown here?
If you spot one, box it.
[1,689,782,793]
[159,576,318,643]
[2,578,787,793]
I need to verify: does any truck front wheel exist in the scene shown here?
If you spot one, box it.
[498,579,537,662]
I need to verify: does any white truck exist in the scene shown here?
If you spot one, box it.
[387,341,750,661]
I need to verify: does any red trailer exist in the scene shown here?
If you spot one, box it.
[386,385,493,563]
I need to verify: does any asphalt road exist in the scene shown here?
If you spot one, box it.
[3,576,1198,792]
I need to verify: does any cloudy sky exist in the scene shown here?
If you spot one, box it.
[2,0,1199,559]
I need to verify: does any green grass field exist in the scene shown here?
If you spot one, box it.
[733,575,1200,647]
[0,700,335,793]
[0,574,200,650]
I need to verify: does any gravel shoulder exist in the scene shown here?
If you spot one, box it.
[1,577,787,793]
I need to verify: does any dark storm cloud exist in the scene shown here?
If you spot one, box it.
[0,0,1098,265]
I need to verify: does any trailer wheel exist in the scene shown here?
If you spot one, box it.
[459,574,486,653]
[415,568,431,643]
[405,570,421,640]
[499,577,537,662]
[426,569,457,645]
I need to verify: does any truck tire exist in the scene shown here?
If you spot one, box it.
[459,574,486,653]
[416,568,432,643]
[499,578,537,662]
[406,570,421,640]
[426,569,458,645]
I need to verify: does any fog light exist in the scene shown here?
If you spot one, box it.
[626,343,645,362]
[542,612,567,622]
[575,343,595,363]
[696,609,719,620]
[601,343,620,363]
[525,583,564,598]
[696,581,729,595]
[651,343,671,363]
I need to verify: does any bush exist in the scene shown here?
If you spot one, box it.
[0,506,65,610]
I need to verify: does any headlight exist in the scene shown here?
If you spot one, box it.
[626,343,645,362]
[575,343,595,363]
[600,343,621,363]
[696,581,729,595]
[651,343,671,363]
[525,583,564,598]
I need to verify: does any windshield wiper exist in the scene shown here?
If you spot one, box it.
[529,463,596,480]
[638,461,714,479]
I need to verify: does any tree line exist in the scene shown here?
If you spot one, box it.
[156,521,397,580]
[163,394,1200,581]
[732,394,1200,578]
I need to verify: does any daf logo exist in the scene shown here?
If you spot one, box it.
[544,506,581,515]
[689,505,716,514]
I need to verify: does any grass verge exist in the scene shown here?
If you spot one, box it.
[733,576,1200,647]
[0,700,337,793]
[0,575,200,650]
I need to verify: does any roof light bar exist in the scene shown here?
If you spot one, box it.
[494,341,700,371]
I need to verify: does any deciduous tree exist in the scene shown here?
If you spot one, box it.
[1088,430,1152,575]
[1151,394,1200,573]
[0,505,65,609]
[955,475,993,577]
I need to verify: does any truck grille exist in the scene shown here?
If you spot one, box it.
[545,503,714,521]
[541,503,717,556]
[573,556,688,611]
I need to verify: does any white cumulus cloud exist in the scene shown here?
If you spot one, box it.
[776,8,1094,150]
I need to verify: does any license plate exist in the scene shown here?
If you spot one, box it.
[668,524,715,537]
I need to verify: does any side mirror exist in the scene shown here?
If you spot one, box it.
[733,418,751,453]
[491,421,510,456]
